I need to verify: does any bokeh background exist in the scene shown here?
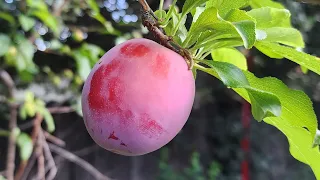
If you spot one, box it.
[0,0,320,180]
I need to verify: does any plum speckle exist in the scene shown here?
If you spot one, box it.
[108,131,119,140]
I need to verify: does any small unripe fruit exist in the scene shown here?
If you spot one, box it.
[81,38,195,156]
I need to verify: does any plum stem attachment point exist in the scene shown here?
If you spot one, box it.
[138,0,194,70]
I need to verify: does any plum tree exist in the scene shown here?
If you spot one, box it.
[81,38,195,156]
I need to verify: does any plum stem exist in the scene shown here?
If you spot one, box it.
[138,0,194,70]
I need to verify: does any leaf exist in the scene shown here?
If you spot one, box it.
[18,15,36,31]
[86,0,100,13]
[192,68,197,79]
[81,44,104,64]
[249,0,285,9]
[16,133,33,161]
[261,27,304,48]
[0,34,11,56]
[211,48,248,70]
[234,71,320,179]
[255,41,320,75]
[15,38,38,74]
[200,61,281,120]
[19,105,27,120]
[73,51,92,81]
[206,0,249,17]
[0,12,16,25]
[182,0,207,17]
[224,9,256,48]
[247,7,291,29]
[26,0,48,11]
[86,0,117,34]
[41,108,55,133]
[197,64,320,178]
[191,7,205,22]
[184,8,256,49]
[27,0,60,35]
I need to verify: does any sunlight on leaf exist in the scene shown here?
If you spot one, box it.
[255,41,320,75]
[16,133,33,161]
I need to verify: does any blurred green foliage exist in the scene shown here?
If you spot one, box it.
[158,148,221,180]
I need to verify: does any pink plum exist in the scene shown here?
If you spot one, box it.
[81,38,195,156]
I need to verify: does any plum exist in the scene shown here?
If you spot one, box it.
[81,38,195,156]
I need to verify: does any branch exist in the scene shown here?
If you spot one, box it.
[1,70,18,180]
[48,143,112,180]
[48,106,74,114]
[14,114,43,180]
[138,0,194,69]
[36,133,45,180]
[44,131,66,147]
[40,130,57,180]
[20,153,37,180]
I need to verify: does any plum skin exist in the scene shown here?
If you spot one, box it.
[81,38,195,156]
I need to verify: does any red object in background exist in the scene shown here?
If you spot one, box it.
[241,102,251,180]
[241,51,253,180]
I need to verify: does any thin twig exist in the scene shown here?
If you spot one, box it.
[48,106,74,114]
[44,131,66,147]
[41,130,57,180]
[48,143,112,180]
[20,152,37,180]
[1,70,18,180]
[36,133,45,180]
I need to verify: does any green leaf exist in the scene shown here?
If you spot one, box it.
[0,12,16,25]
[26,0,48,11]
[86,0,117,34]
[211,48,247,70]
[35,100,55,133]
[191,7,205,22]
[301,65,309,74]
[192,68,197,79]
[206,0,249,17]
[260,27,304,48]
[41,108,55,133]
[73,51,92,81]
[15,39,37,74]
[182,0,207,17]
[155,10,167,20]
[0,34,11,56]
[234,72,320,179]
[247,7,291,29]
[199,61,281,120]
[249,0,285,9]
[27,0,60,35]
[197,64,320,178]
[255,42,320,75]
[184,8,256,49]
[19,105,27,120]
[18,15,36,32]
[16,133,33,161]
[86,0,100,13]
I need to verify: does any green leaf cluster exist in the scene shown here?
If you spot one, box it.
[20,91,55,133]
[156,0,320,178]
